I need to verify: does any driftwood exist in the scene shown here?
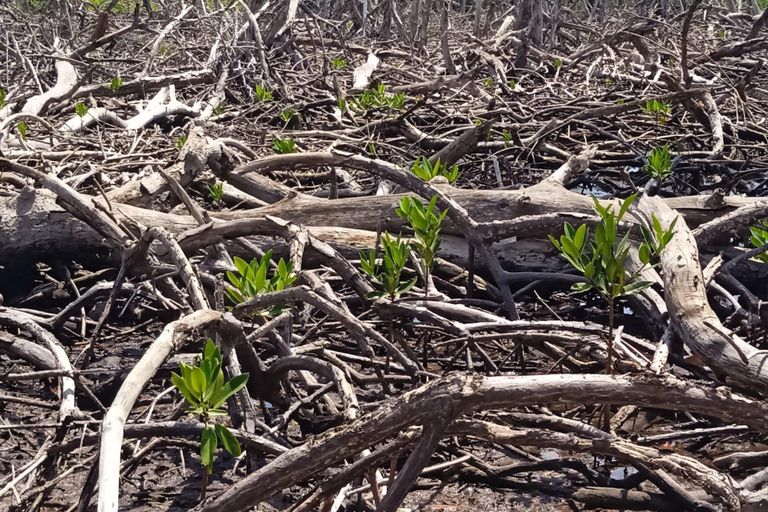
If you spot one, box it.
[3,3,768,512]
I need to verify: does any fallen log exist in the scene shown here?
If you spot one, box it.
[637,194,768,394]
[193,372,768,512]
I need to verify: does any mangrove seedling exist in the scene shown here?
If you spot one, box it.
[225,251,297,316]
[749,222,768,264]
[549,194,676,372]
[280,109,300,124]
[354,84,405,111]
[75,102,89,118]
[273,138,297,154]
[171,339,249,500]
[396,195,448,294]
[410,157,460,184]
[644,144,673,181]
[109,77,122,93]
[17,122,28,141]
[359,232,417,300]
[641,99,671,124]
[255,84,273,102]
[208,181,224,203]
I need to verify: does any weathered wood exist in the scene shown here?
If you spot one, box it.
[194,373,768,512]
[637,194,768,393]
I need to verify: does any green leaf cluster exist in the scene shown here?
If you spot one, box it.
[359,233,416,300]
[75,102,89,118]
[255,84,273,102]
[644,144,673,181]
[331,57,347,68]
[176,134,187,150]
[410,157,460,184]
[225,251,297,316]
[641,99,671,124]
[750,222,768,264]
[280,109,300,123]
[171,339,249,473]
[109,77,123,93]
[396,195,447,272]
[0,88,6,109]
[549,194,675,300]
[17,122,27,141]
[273,138,297,154]
[354,84,406,111]
[208,181,224,203]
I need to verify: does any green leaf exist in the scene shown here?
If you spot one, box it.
[204,339,218,360]
[215,424,242,457]
[428,194,439,214]
[564,222,576,239]
[623,280,654,295]
[397,276,418,294]
[584,261,595,279]
[171,372,198,406]
[652,214,663,241]
[211,373,250,409]
[109,77,122,93]
[233,257,249,276]
[179,361,193,382]
[639,243,651,265]
[560,236,579,260]
[75,102,88,118]
[592,196,609,219]
[225,287,246,305]
[617,194,637,222]
[571,282,593,293]
[189,367,207,400]
[253,261,268,291]
[573,224,587,251]
[201,427,217,473]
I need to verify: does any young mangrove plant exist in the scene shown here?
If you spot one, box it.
[225,251,297,316]
[254,84,273,102]
[410,157,460,184]
[359,233,417,300]
[396,195,448,295]
[109,77,122,93]
[171,339,249,500]
[208,181,224,203]
[331,57,347,68]
[354,84,406,111]
[75,102,89,118]
[273,138,297,154]
[644,144,673,181]
[749,222,768,263]
[16,122,28,141]
[280,109,301,125]
[641,99,671,124]
[549,194,676,372]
